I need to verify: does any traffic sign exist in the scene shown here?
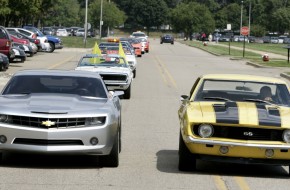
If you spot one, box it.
[241,26,249,36]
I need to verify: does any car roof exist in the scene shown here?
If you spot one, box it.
[200,74,287,84]
[13,69,103,79]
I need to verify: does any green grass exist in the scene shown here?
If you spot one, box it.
[182,40,260,58]
[59,36,101,48]
[180,40,290,68]
[218,42,289,56]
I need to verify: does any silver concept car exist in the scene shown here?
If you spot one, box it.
[0,70,123,167]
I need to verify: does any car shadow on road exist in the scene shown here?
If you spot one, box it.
[0,153,102,169]
[156,150,289,178]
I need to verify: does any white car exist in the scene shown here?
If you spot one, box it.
[123,46,137,78]
[75,28,85,36]
[56,29,69,36]
[136,37,148,54]
[6,27,50,52]
[130,31,147,39]
[75,54,133,99]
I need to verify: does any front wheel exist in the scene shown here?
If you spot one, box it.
[100,131,119,167]
[133,69,136,78]
[178,131,196,171]
[48,42,55,53]
[123,85,131,99]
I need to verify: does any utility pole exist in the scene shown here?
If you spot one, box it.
[84,0,88,48]
[107,0,110,37]
[240,1,243,35]
[99,0,103,41]
[248,1,251,37]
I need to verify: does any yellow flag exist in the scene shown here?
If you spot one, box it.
[90,42,102,63]
[118,42,127,64]
[92,41,102,54]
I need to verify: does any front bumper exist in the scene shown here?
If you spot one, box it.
[106,82,131,91]
[55,42,63,49]
[184,135,290,163]
[0,123,118,155]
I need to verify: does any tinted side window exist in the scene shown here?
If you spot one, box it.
[0,28,8,39]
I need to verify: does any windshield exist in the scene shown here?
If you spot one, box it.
[77,56,129,68]
[2,75,107,98]
[194,79,290,106]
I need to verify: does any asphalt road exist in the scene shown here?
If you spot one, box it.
[0,39,290,190]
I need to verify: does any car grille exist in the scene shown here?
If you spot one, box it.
[193,125,284,141]
[8,116,86,129]
[13,138,84,146]
[100,74,127,82]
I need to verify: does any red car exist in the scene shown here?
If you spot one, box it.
[10,34,30,45]
[0,26,13,60]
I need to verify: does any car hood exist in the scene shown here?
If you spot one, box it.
[187,101,290,128]
[0,94,108,116]
[75,66,131,75]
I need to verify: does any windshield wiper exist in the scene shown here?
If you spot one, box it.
[203,97,232,102]
[243,98,274,105]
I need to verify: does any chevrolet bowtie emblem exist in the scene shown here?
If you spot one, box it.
[42,120,56,127]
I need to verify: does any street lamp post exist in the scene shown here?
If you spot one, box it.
[107,0,110,37]
[84,0,88,47]
[248,1,251,37]
[240,1,243,35]
[99,0,103,41]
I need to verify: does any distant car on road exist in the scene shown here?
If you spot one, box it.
[160,34,174,44]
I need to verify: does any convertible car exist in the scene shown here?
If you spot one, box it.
[178,74,290,174]
[0,70,123,167]
[75,54,133,99]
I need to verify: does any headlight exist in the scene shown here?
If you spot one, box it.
[86,117,106,126]
[0,114,10,123]
[198,124,214,138]
[282,129,290,143]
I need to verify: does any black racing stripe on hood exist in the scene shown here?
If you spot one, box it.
[213,102,239,124]
[256,104,281,127]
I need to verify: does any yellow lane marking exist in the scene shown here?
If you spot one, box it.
[154,55,177,89]
[234,176,250,190]
[213,176,228,190]
[155,62,169,86]
[47,55,76,69]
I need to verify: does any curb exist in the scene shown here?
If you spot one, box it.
[246,61,268,68]
[280,73,290,81]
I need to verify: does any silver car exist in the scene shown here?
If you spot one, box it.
[0,70,123,167]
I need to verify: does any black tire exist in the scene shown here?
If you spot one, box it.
[100,131,119,167]
[20,57,25,63]
[48,42,55,53]
[133,69,136,78]
[0,64,5,71]
[178,131,196,171]
[171,42,174,45]
[123,85,131,99]
[146,50,149,53]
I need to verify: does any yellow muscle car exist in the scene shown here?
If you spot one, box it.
[178,74,290,174]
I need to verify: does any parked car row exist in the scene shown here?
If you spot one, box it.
[41,26,96,37]
[0,25,63,71]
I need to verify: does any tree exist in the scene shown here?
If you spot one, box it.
[171,2,215,39]
[0,0,10,25]
[272,7,290,34]
[214,3,243,31]
[112,0,169,33]
[89,0,126,36]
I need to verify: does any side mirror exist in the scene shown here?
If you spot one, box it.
[110,91,124,97]
[180,95,189,101]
